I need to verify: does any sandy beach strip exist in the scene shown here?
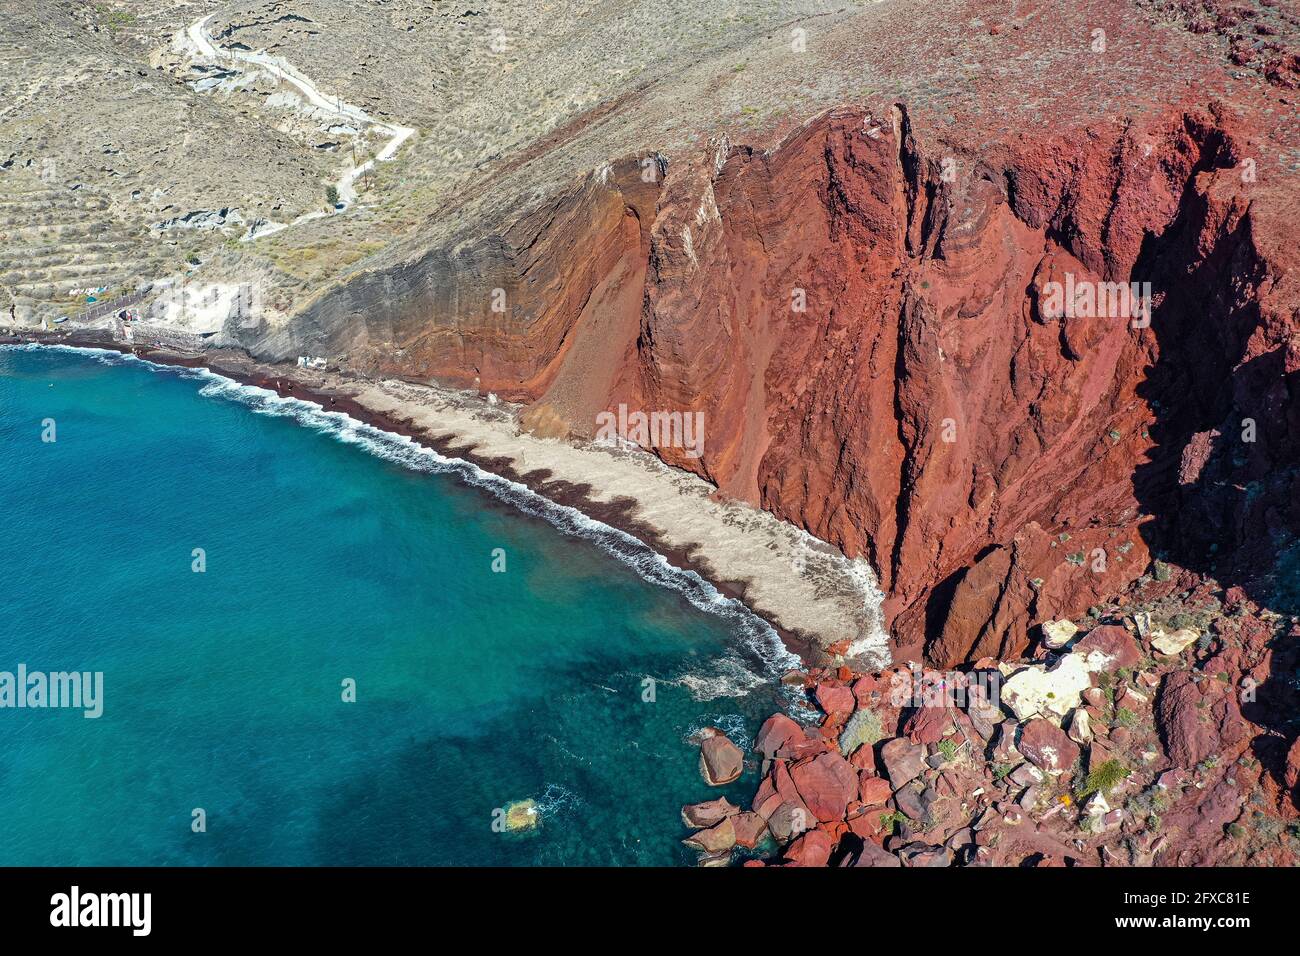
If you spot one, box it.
[5,332,893,668]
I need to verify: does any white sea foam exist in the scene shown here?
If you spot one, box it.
[673,654,769,702]
[842,558,891,667]
[534,782,581,819]
[8,344,801,688]
[685,712,753,753]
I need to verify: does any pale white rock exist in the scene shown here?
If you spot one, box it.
[999,654,1093,723]
[1084,792,1110,818]
[1151,628,1199,656]
[1067,707,1093,745]
[1009,763,1045,787]
[1040,619,1079,650]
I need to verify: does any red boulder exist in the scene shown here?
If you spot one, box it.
[848,743,876,773]
[782,828,835,867]
[789,750,858,822]
[814,682,856,721]
[699,733,744,786]
[753,712,824,760]
[1074,624,1142,671]
[1019,718,1081,775]
[857,774,892,807]
[681,797,739,828]
[731,811,768,849]
[904,705,953,745]
[1156,670,1248,769]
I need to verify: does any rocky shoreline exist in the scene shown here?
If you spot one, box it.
[681,567,1300,866]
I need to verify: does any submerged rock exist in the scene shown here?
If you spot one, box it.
[502,799,540,832]
[696,848,733,867]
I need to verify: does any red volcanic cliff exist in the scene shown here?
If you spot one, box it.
[242,0,1300,868]
[507,103,1298,666]
[309,97,1297,666]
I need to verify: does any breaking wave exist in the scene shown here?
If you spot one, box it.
[9,344,800,688]
[684,712,753,753]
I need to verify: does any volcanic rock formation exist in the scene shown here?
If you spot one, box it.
[235,100,1298,670]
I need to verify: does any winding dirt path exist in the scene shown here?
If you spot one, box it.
[182,14,416,239]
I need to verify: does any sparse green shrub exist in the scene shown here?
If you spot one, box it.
[879,810,917,832]
[1078,759,1130,800]
[838,708,884,756]
[1126,786,1168,832]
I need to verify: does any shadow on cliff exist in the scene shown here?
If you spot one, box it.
[1129,170,1300,780]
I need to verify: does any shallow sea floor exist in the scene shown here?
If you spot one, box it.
[0,346,795,865]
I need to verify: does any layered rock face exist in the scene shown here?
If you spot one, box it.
[233,102,1298,666]
[651,105,1297,668]
[231,153,662,428]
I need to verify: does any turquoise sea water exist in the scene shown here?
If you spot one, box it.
[0,345,797,866]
